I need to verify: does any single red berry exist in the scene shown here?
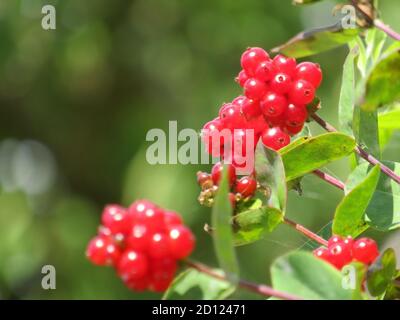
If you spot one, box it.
[201,118,226,157]
[260,92,288,119]
[261,127,290,151]
[236,176,257,198]
[289,80,315,105]
[129,204,164,231]
[101,204,130,235]
[117,250,149,281]
[247,115,268,135]
[211,161,236,186]
[241,47,270,76]
[270,73,292,95]
[148,232,171,259]
[313,247,331,264]
[284,124,303,136]
[295,62,322,88]
[86,235,121,266]
[125,276,150,292]
[241,97,261,120]
[149,258,178,292]
[254,60,275,82]
[168,225,195,259]
[272,54,296,77]
[353,238,379,265]
[284,103,307,127]
[125,224,152,251]
[163,210,183,228]
[328,243,353,270]
[219,103,247,129]
[232,95,246,107]
[244,78,268,100]
[235,70,249,87]
[343,236,354,248]
[328,235,343,247]
[229,192,236,208]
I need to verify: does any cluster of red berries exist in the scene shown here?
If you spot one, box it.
[202,47,322,158]
[313,236,379,270]
[197,161,257,208]
[86,200,195,292]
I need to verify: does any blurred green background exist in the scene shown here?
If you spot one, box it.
[0,0,399,299]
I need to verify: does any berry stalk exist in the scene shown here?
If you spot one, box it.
[311,113,400,185]
[313,169,345,190]
[283,217,328,246]
[185,260,303,300]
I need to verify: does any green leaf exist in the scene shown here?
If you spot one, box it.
[271,22,360,58]
[280,132,356,181]
[292,0,322,5]
[163,268,235,300]
[353,107,381,159]
[378,109,400,130]
[254,142,287,212]
[338,44,357,136]
[362,50,400,112]
[332,165,380,237]
[271,251,354,300]
[367,248,397,297]
[232,206,283,246]
[211,166,239,283]
[345,162,400,231]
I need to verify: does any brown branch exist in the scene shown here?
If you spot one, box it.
[313,169,345,190]
[283,217,328,247]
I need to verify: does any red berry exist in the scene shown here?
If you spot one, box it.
[260,92,288,119]
[244,78,268,100]
[163,210,183,228]
[270,73,292,95]
[255,60,275,82]
[101,204,130,235]
[273,54,296,77]
[125,276,150,292]
[241,97,261,120]
[236,176,257,198]
[98,225,112,237]
[328,243,353,270]
[229,192,236,208]
[201,118,226,157]
[353,238,379,265]
[295,62,322,88]
[219,103,247,129]
[284,124,303,136]
[125,224,152,251]
[150,257,178,291]
[211,161,236,186]
[284,103,307,127]
[241,47,270,76]
[117,250,149,281]
[289,80,315,105]
[86,235,121,266]
[232,95,246,107]
[247,115,268,135]
[313,247,331,264]
[148,232,171,259]
[261,127,290,150]
[168,225,195,259]
[129,204,164,231]
[235,70,249,87]
[328,235,343,247]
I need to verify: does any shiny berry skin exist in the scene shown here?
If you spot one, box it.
[129,206,165,231]
[241,47,270,76]
[270,73,292,95]
[201,118,225,157]
[117,250,149,281]
[163,210,183,228]
[328,235,343,247]
[244,78,268,100]
[232,95,246,107]
[125,224,152,251]
[273,54,296,77]
[236,176,257,198]
[101,204,130,235]
[284,124,303,136]
[353,238,379,265]
[211,161,236,186]
[328,243,353,270]
[235,70,249,87]
[86,235,121,266]
[148,232,171,259]
[241,97,261,120]
[255,60,275,82]
[219,103,247,129]
[284,103,307,127]
[313,247,331,264]
[261,127,290,151]
[289,80,315,105]
[260,92,288,119]
[168,225,195,259]
[295,62,322,88]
